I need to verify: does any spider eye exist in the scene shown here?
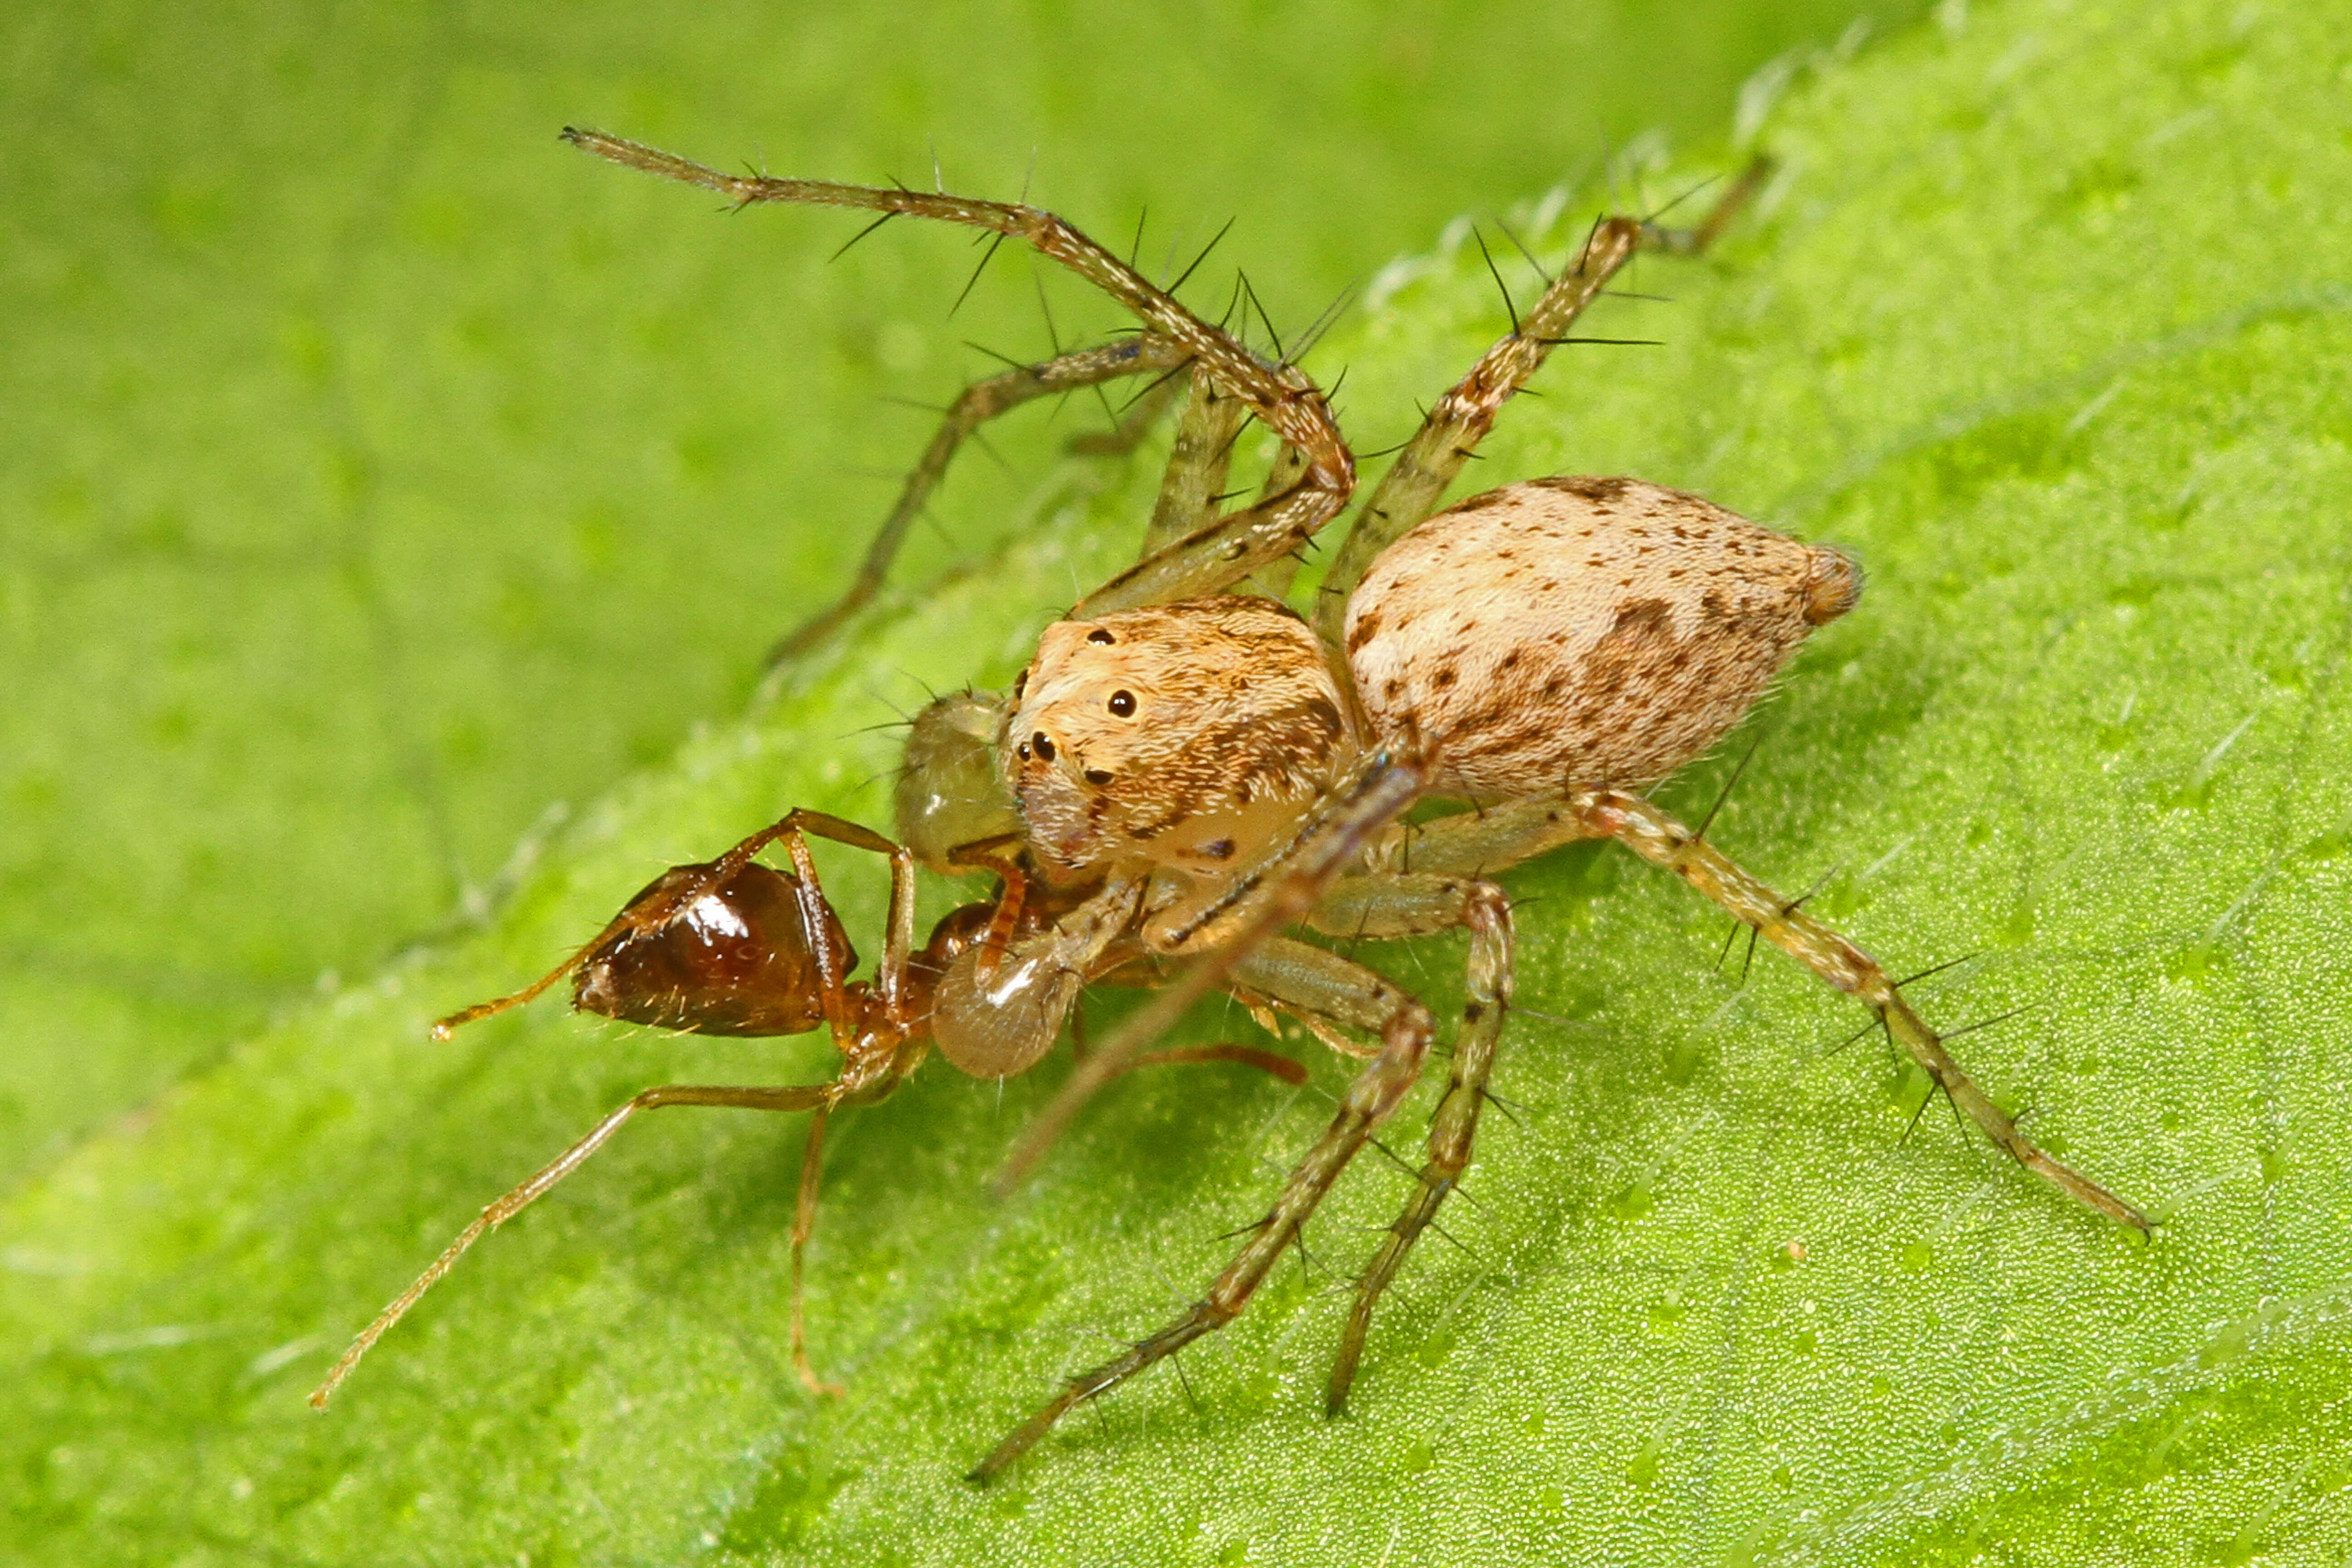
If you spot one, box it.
[1031,732,1057,762]
[1107,690,1136,717]
[1086,628,1116,645]
[1012,668,1029,700]
[1015,741,1031,761]
[1083,768,1113,786]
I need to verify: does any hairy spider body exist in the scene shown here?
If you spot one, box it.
[1000,474,1861,928]
[1348,475,1860,798]
[1011,597,1358,883]
[318,129,2150,1485]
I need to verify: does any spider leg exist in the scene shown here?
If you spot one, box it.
[1240,437,1314,600]
[565,129,1355,611]
[992,745,1429,1194]
[969,950,1438,1483]
[769,334,1191,665]
[1312,157,1771,644]
[1572,788,2149,1233]
[1136,366,1313,600]
[1328,880,1512,1413]
[1347,794,1610,883]
[1140,368,1250,557]
[1064,359,1192,460]
[1243,867,1527,1412]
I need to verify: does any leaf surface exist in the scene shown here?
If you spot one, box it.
[7,0,2352,1562]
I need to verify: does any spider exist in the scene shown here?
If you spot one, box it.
[318,130,2150,1482]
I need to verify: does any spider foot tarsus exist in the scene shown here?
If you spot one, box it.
[970,990,1436,1483]
[1574,788,2150,1235]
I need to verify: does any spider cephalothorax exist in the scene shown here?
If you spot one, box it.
[1006,597,1358,879]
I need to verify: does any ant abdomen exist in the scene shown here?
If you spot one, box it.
[573,861,853,1037]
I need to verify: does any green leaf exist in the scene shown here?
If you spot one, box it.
[10,0,2352,1562]
[0,0,1914,1187]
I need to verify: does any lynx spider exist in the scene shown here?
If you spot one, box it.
[317,130,2150,1482]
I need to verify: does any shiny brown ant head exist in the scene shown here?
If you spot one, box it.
[572,860,855,1037]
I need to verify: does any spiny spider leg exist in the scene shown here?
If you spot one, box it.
[971,889,1501,1484]
[1313,157,1772,642]
[1573,788,2150,1233]
[1064,361,1194,461]
[992,744,1431,1195]
[1140,369,1251,556]
[563,129,1356,613]
[1138,368,1312,598]
[769,333,1192,665]
[1236,860,1536,1416]
[969,868,1520,1473]
[1326,880,1512,1414]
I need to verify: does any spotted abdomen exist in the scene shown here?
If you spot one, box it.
[1347,477,1858,799]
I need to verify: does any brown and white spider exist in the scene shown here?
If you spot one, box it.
[318,129,2150,1480]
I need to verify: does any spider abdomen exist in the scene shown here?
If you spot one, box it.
[1347,476,1858,799]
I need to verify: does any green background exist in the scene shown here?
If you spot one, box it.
[0,0,1916,1186]
[10,0,2352,1563]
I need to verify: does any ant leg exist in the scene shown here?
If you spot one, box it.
[768,333,1191,666]
[788,1106,845,1396]
[769,808,921,1026]
[969,971,1437,1483]
[564,130,1355,612]
[309,1081,837,1408]
[1571,788,2150,1233]
[1311,157,1772,644]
